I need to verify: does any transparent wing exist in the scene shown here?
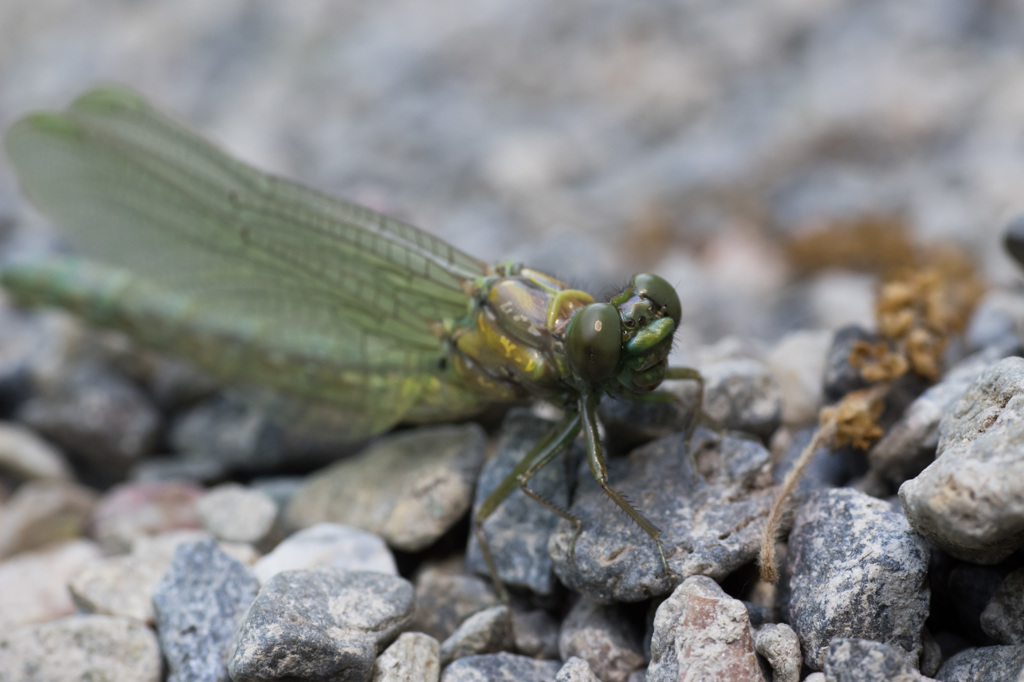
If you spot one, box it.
[3,86,491,438]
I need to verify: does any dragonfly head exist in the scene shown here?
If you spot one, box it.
[565,273,680,394]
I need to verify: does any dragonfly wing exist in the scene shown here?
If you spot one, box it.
[3,86,491,439]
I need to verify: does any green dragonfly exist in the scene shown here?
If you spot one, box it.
[1,86,702,599]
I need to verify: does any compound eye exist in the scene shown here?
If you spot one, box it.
[567,303,622,382]
[632,273,681,327]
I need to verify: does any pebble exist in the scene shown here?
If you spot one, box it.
[17,362,159,472]
[558,598,645,682]
[980,568,1024,644]
[0,479,97,558]
[439,653,561,682]
[69,552,172,624]
[254,523,397,585]
[647,575,766,682]
[934,644,1024,682]
[965,289,1024,352]
[900,357,1024,563]
[0,539,102,630]
[0,307,58,414]
[438,605,513,665]
[0,615,161,682]
[229,568,415,682]
[197,482,279,546]
[822,325,880,402]
[287,424,486,552]
[371,632,441,682]
[871,344,1016,486]
[511,608,561,660]
[467,410,581,597]
[550,428,775,603]
[823,638,929,682]
[786,488,931,670]
[699,355,782,439]
[766,329,832,426]
[0,422,70,481]
[89,480,204,553]
[753,623,802,682]
[412,560,498,641]
[152,539,260,682]
[555,656,601,682]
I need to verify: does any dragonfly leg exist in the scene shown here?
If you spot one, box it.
[580,392,676,578]
[473,409,582,602]
[665,365,704,447]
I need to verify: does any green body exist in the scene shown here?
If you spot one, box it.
[2,87,698,598]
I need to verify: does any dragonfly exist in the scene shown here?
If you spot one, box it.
[1,86,703,599]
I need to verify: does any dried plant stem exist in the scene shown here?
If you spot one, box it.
[758,419,838,583]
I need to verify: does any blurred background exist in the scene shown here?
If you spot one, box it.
[1,0,1023,344]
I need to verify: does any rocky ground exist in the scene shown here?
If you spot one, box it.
[1,2,1024,681]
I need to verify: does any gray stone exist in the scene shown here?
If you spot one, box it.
[439,605,514,665]
[556,656,601,682]
[700,356,782,439]
[0,479,97,558]
[229,568,415,682]
[0,539,102,630]
[467,410,580,597]
[900,357,1024,563]
[965,289,1024,352]
[152,539,260,682]
[786,488,930,670]
[0,615,161,682]
[371,632,441,682]
[872,345,1016,486]
[0,307,57,414]
[559,598,645,682]
[823,639,927,682]
[550,428,775,603]
[766,329,832,427]
[647,575,766,682]
[197,482,278,545]
[0,422,70,481]
[254,523,397,585]
[90,480,204,553]
[288,423,486,552]
[69,552,172,624]
[511,608,560,660]
[412,560,498,642]
[753,623,801,682]
[981,568,1024,644]
[18,362,159,471]
[822,326,880,403]
[440,653,562,682]
[934,644,1024,682]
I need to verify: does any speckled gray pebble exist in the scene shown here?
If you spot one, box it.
[555,656,601,682]
[934,644,1024,682]
[981,568,1024,644]
[439,652,562,682]
[254,523,398,585]
[699,356,782,439]
[511,608,560,660]
[753,623,801,682]
[0,615,161,682]
[412,561,497,641]
[559,598,645,682]
[229,568,415,682]
[69,552,172,623]
[467,410,580,597]
[871,345,1014,486]
[152,539,259,682]
[900,357,1024,563]
[647,575,766,682]
[823,639,928,682]
[786,488,930,670]
[551,429,775,603]
[439,605,513,665]
[288,424,486,552]
[197,482,278,545]
[371,632,440,682]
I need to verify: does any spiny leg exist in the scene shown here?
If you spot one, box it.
[579,391,676,578]
[665,365,704,446]
[473,409,582,603]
